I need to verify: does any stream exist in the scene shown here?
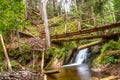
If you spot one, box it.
[46,48,120,80]
[47,48,92,80]
[47,64,91,80]
[0,48,118,80]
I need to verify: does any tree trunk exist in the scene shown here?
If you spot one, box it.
[16,30,21,54]
[0,34,12,72]
[53,0,56,16]
[74,0,77,11]
[81,0,85,7]
[23,0,29,20]
[41,0,51,48]
[39,0,44,21]
[32,0,36,9]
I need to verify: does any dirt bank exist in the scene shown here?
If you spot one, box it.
[92,63,120,79]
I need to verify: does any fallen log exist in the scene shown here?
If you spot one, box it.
[91,76,119,80]
[100,76,119,80]
[107,50,120,56]
[78,40,104,50]
[52,32,120,42]
[44,70,59,74]
[14,30,34,38]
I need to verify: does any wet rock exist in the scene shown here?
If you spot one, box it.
[91,45,100,54]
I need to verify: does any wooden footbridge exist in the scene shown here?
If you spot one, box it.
[26,5,120,43]
[50,10,120,42]
[21,9,120,49]
[51,22,120,42]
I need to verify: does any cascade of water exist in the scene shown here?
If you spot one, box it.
[47,48,91,80]
[62,48,91,80]
[62,48,89,67]
[75,48,88,64]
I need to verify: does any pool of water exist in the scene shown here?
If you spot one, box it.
[47,64,92,80]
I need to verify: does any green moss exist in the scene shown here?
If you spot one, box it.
[25,26,39,36]
[46,47,68,59]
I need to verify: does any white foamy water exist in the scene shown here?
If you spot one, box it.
[62,48,88,67]
[75,48,88,64]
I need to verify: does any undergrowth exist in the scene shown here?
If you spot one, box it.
[94,39,120,65]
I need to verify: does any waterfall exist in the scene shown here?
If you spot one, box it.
[62,48,91,80]
[75,48,88,64]
[62,48,89,67]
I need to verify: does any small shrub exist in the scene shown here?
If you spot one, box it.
[94,39,120,65]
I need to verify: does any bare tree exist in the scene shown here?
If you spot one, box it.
[40,0,51,48]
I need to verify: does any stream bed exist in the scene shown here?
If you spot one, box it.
[47,63,120,80]
[47,64,91,80]
[0,70,43,80]
[0,63,119,80]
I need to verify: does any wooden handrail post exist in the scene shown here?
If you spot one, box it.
[44,74,47,80]
[112,12,116,23]
[78,21,81,30]
[0,34,12,72]
[94,16,96,28]
[54,27,57,35]
[41,49,45,73]
[65,24,67,33]
[41,49,48,80]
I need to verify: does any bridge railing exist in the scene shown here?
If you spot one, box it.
[50,10,120,36]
